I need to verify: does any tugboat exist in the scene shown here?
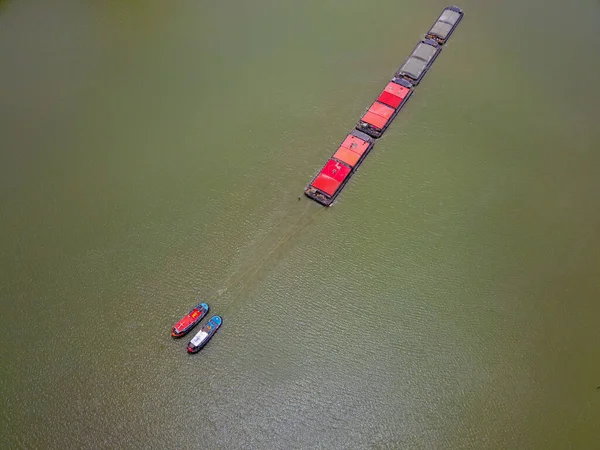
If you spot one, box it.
[187,316,222,354]
[171,303,209,338]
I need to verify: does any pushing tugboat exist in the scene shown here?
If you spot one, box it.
[171,303,209,338]
[187,315,222,354]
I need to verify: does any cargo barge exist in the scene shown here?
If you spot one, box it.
[394,39,441,86]
[304,130,375,206]
[426,6,464,45]
[304,6,463,207]
[356,78,413,139]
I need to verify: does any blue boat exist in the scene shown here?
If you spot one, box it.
[187,315,222,353]
[171,303,209,338]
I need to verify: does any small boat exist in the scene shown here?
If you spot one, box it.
[187,315,222,353]
[171,303,209,338]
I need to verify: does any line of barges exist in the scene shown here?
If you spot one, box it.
[304,6,463,207]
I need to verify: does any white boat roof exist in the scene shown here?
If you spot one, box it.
[190,331,209,346]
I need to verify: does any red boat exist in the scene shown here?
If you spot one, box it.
[171,303,209,338]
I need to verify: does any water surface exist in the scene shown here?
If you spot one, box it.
[1,0,600,448]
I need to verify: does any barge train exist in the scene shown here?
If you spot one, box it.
[304,6,463,207]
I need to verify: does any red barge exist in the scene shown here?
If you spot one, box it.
[304,130,374,207]
[355,78,413,139]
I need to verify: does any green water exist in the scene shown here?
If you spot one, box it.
[1,0,600,448]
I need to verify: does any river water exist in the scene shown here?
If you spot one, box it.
[1,0,600,448]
